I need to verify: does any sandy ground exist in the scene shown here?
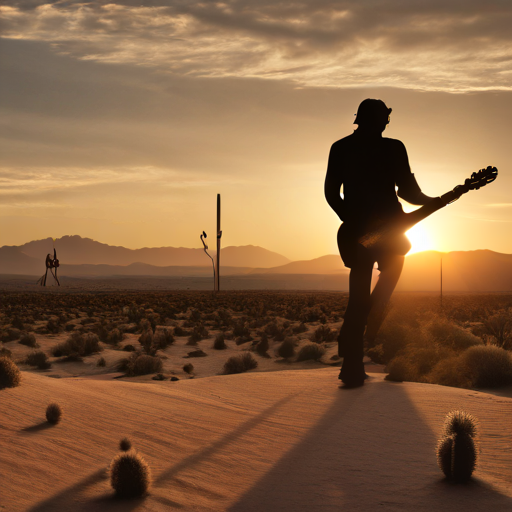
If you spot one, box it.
[1,368,511,512]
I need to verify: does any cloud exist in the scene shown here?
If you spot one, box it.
[2,1,512,92]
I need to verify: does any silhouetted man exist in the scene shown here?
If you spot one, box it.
[325,99,437,387]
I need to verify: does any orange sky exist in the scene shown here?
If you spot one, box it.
[1,1,511,260]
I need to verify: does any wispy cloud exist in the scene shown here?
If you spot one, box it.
[486,203,512,207]
[2,1,512,92]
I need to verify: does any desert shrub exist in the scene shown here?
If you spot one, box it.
[427,356,473,388]
[235,336,253,345]
[52,332,102,357]
[183,363,194,374]
[213,334,227,350]
[277,339,296,359]
[187,324,209,345]
[46,403,62,424]
[310,325,337,343]
[0,347,11,358]
[120,438,132,451]
[97,357,106,367]
[7,328,21,341]
[107,328,124,345]
[233,320,250,338]
[463,345,512,388]
[19,332,38,348]
[222,352,258,375]
[187,349,207,358]
[110,451,151,498]
[297,343,326,362]
[255,336,269,357]
[0,356,21,389]
[123,344,136,352]
[154,328,174,349]
[11,316,24,330]
[374,317,411,363]
[173,326,190,337]
[138,329,155,355]
[425,318,482,352]
[46,318,61,334]
[25,351,51,369]
[118,352,163,376]
[292,322,308,334]
[481,311,512,349]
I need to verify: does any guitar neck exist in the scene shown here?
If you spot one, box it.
[405,188,466,228]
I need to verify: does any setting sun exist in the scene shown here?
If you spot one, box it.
[406,223,433,255]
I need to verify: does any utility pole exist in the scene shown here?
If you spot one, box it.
[216,194,222,292]
[440,254,443,310]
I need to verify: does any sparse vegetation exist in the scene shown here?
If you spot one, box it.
[223,352,258,374]
[19,332,38,348]
[25,351,51,370]
[297,343,326,362]
[0,356,21,389]
[213,333,227,350]
[97,357,106,367]
[278,339,296,359]
[183,363,194,374]
[117,352,163,376]
[46,403,62,424]
[52,332,102,357]
[110,451,151,498]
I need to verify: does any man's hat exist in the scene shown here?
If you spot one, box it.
[354,99,392,125]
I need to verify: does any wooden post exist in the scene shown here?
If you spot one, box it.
[216,194,221,292]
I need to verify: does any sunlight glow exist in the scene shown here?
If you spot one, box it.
[406,223,432,255]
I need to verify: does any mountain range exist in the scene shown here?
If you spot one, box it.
[1,235,512,291]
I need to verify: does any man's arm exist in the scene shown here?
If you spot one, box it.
[324,144,346,222]
[394,141,438,205]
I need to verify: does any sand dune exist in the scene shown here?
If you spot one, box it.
[1,369,511,511]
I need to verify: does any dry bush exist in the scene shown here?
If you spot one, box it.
[481,311,512,349]
[97,357,106,367]
[183,363,194,374]
[425,317,482,352]
[277,339,296,359]
[19,332,38,348]
[119,438,132,451]
[110,451,151,498]
[52,332,102,357]
[222,353,258,375]
[463,345,512,388]
[426,356,473,388]
[107,328,124,345]
[173,326,191,337]
[154,328,174,349]
[255,335,269,357]
[213,334,227,350]
[46,403,62,424]
[25,350,51,370]
[0,356,21,389]
[297,343,326,362]
[138,329,155,355]
[310,325,337,343]
[6,328,21,341]
[118,352,163,376]
[292,322,308,334]
[46,318,62,334]
[385,356,414,382]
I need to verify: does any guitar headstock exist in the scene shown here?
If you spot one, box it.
[465,166,498,190]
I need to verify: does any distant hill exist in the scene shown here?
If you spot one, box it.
[251,255,348,274]
[1,235,512,291]
[7,235,290,268]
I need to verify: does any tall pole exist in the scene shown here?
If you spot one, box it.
[216,194,221,292]
[440,255,443,310]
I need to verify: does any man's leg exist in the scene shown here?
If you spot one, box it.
[338,258,374,385]
[365,255,405,345]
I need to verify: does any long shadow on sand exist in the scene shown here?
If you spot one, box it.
[28,468,108,512]
[20,421,54,433]
[154,392,297,487]
[227,379,512,512]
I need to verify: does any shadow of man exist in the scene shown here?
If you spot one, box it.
[325,99,439,387]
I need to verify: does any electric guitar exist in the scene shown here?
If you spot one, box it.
[338,166,498,259]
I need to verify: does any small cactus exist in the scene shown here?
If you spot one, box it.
[110,451,151,498]
[437,410,478,482]
[46,403,62,424]
[119,437,132,451]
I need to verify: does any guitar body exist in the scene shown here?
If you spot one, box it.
[337,166,498,268]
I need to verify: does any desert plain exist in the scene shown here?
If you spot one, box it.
[1,290,512,511]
